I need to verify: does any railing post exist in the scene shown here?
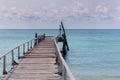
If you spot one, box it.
[37,37,38,45]
[31,40,32,49]
[64,66,67,80]
[38,36,40,43]
[28,42,29,51]
[18,46,20,59]
[23,44,25,55]
[34,33,38,46]
[12,50,17,65]
[58,56,62,76]
[12,50,14,65]
[3,56,7,74]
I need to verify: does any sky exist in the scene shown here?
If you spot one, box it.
[0,0,120,29]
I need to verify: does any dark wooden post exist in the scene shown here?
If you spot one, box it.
[62,40,67,57]
[3,56,7,74]
[23,44,25,55]
[34,33,38,46]
[61,21,69,51]
[12,50,18,65]
[59,25,62,36]
[56,21,70,57]
[12,50,14,65]
[30,40,32,49]
[18,46,20,59]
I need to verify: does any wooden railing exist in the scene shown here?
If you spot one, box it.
[0,38,35,75]
[54,38,76,80]
[0,34,45,75]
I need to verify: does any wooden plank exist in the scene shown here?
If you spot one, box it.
[20,58,56,64]
[10,74,61,79]
[9,77,61,80]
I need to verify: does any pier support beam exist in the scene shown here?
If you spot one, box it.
[57,21,69,57]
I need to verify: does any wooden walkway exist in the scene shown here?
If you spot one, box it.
[0,22,76,80]
[6,37,61,80]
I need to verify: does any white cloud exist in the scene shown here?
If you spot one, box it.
[115,6,120,20]
[96,5,108,14]
[95,4,113,20]
[0,6,41,21]
[71,2,89,15]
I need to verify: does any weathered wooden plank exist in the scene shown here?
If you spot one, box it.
[20,58,56,64]
[32,48,55,51]
[16,66,58,70]
[21,58,56,61]
[13,70,58,74]
[9,78,61,80]
[10,74,61,79]
[10,73,60,77]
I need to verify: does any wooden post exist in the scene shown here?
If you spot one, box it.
[18,46,20,59]
[57,22,69,57]
[12,50,14,65]
[59,25,62,36]
[38,36,40,43]
[64,66,67,80]
[12,50,18,65]
[62,40,67,57]
[31,40,32,49]
[34,33,38,46]
[28,42,29,51]
[61,22,69,51]
[3,56,7,74]
[58,56,62,76]
[23,44,25,55]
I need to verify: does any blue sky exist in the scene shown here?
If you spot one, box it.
[0,0,120,29]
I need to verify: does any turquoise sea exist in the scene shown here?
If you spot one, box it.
[1,29,120,80]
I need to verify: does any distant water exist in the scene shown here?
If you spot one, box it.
[1,29,120,80]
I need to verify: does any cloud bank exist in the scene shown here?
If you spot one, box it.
[0,0,120,29]
[0,1,119,22]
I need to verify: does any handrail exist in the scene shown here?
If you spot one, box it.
[54,38,76,80]
[0,38,35,74]
[0,34,45,75]
[0,38,34,60]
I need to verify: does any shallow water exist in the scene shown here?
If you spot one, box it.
[78,76,120,80]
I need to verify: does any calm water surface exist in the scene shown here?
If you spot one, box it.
[1,29,120,80]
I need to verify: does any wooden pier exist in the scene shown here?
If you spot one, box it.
[0,35,75,80]
[0,22,76,80]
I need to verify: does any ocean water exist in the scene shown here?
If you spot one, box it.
[1,29,120,80]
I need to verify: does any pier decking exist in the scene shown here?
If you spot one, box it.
[6,37,60,80]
